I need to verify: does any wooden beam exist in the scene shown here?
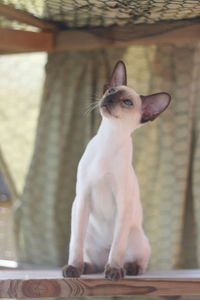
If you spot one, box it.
[0,18,200,54]
[0,28,54,52]
[0,2,58,31]
[1,269,200,298]
[55,19,200,51]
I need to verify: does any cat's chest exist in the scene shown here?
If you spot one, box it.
[79,147,121,183]
[90,172,116,220]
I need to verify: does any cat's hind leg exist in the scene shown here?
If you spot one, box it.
[83,262,103,274]
[124,261,140,275]
[125,226,151,275]
[83,246,108,274]
[83,230,109,274]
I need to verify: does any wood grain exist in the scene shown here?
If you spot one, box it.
[0,2,58,31]
[0,28,54,52]
[1,269,200,298]
[55,19,200,51]
[0,17,200,53]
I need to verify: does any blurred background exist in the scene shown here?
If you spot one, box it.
[0,0,200,282]
[0,52,46,261]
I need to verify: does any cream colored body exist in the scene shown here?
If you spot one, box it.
[68,86,151,273]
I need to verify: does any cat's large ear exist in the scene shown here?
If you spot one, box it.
[140,92,171,123]
[103,60,127,93]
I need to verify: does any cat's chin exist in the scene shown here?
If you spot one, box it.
[100,105,112,117]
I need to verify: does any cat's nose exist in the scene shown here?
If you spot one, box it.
[105,95,114,103]
[104,89,118,104]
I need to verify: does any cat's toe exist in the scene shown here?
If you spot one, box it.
[104,264,125,281]
[62,265,81,278]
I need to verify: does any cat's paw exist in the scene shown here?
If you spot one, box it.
[124,262,140,275]
[62,265,82,278]
[104,264,125,281]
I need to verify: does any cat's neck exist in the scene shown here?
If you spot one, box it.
[96,117,133,150]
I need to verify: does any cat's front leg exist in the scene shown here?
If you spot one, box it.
[63,194,90,278]
[105,193,132,281]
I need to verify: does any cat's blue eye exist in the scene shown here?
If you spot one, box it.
[123,99,133,106]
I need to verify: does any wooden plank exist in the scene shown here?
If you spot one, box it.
[0,28,54,52]
[0,2,58,31]
[1,269,200,298]
[55,19,200,51]
[0,18,200,54]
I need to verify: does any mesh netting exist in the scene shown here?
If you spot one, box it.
[1,0,200,29]
[0,15,38,31]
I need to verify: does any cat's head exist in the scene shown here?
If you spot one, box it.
[100,61,171,131]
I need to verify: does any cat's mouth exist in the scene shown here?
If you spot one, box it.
[100,104,120,119]
[100,104,112,116]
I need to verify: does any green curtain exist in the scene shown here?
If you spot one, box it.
[134,43,200,270]
[15,42,200,272]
